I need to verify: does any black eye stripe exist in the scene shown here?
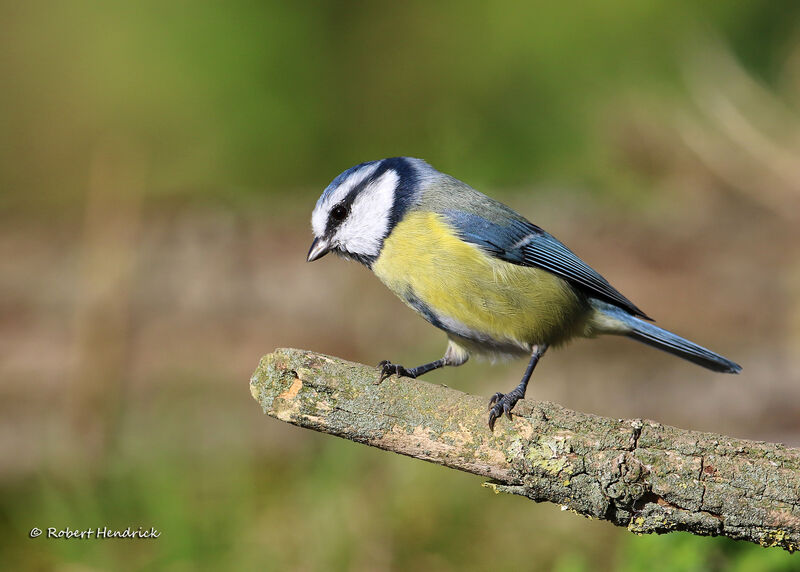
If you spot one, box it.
[323,160,401,236]
[324,180,363,235]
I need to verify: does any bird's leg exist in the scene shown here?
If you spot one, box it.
[488,344,549,431]
[377,358,446,382]
[378,342,468,383]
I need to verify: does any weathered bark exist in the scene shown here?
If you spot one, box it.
[250,348,800,552]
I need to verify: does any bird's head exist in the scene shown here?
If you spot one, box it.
[308,157,426,266]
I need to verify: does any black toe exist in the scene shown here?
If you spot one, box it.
[486,390,524,431]
[377,360,413,383]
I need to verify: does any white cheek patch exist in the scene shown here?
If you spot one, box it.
[335,169,399,257]
[311,162,381,237]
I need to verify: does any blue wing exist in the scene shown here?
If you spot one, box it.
[443,210,651,320]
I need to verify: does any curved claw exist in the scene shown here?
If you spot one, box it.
[487,408,500,432]
[376,360,411,383]
[487,392,521,431]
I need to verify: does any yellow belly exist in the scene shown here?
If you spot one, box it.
[372,211,588,353]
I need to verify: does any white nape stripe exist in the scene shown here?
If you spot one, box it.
[335,169,399,258]
[312,162,380,237]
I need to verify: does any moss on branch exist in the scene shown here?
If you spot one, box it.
[250,348,800,552]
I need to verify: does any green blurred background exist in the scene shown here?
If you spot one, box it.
[2,1,800,570]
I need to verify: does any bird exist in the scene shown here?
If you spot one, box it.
[307,157,741,430]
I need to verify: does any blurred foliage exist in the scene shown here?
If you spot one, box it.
[3,424,798,570]
[2,1,800,570]
[2,0,800,210]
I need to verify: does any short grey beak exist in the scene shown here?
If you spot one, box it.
[307,237,331,262]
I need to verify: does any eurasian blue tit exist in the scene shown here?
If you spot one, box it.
[307,157,741,430]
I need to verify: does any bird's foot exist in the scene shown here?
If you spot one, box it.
[377,360,416,383]
[487,388,525,431]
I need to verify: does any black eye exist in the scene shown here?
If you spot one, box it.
[330,204,348,222]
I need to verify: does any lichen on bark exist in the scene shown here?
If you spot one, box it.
[251,348,800,553]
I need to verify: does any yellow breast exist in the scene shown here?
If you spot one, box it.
[372,211,588,351]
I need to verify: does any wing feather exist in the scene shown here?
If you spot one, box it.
[442,210,651,319]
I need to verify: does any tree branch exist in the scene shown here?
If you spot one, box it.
[250,348,799,552]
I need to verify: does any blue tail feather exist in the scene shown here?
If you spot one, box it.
[595,302,741,374]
